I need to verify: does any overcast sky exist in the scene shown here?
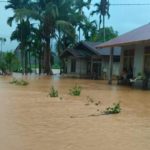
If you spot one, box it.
[1,0,150,51]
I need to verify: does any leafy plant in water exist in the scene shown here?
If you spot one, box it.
[49,86,58,97]
[10,79,28,86]
[69,85,82,96]
[104,102,121,115]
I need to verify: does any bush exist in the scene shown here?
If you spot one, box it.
[10,79,28,86]
[104,102,121,114]
[49,86,58,97]
[69,85,82,96]
[52,64,60,69]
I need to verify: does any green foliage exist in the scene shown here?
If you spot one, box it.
[49,86,58,97]
[69,85,82,96]
[0,51,20,74]
[52,64,60,69]
[10,79,29,86]
[89,27,118,42]
[104,102,121,115]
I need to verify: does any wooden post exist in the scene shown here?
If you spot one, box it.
[90,57,93,78]
[120,48,124,75]
[108,47,114,84]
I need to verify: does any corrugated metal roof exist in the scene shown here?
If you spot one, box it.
[60,41,121,58]
[82,41,121,56]
[96,23,150,48]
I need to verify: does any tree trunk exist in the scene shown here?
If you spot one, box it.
[21,49,25,75]
[34,54,37,74]
[25,50,28,75]
[103,15,106,42]
[38,50,42,75]
[44,38,53,75]
[28,51,31,74]
[99,15,101,31]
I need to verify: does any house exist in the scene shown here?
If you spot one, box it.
[96,23,150,88]
[60,41,121,79]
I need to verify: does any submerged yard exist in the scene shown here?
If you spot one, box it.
[0,75,150,150]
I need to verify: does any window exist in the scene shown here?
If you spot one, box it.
[71,59,76,72]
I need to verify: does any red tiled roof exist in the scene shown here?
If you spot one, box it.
[96,23,150,48]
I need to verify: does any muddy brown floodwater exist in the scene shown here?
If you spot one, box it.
[0,74,150,150]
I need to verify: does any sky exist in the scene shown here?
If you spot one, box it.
[1,0,150,51]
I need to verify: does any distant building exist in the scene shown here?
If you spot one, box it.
[60,41,121,79]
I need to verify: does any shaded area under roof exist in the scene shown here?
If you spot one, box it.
[96,23,150,48]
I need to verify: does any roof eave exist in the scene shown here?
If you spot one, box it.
[96,39,150,49]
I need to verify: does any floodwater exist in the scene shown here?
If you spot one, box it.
[0,74,150,150]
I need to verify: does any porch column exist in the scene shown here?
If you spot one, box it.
[108,47,114,84]
[90,57,93,76]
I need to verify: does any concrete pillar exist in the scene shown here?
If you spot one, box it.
[108,47,114,84]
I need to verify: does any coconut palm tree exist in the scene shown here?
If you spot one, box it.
[10,19,32,74]
[91,0,110,41]
[0,37,6,52]
[11,0,75,74]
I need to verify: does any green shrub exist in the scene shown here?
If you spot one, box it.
[52,64,60,69]
[10,79,28,86]
[69,85,82,96]
[49,86,58,97]
[104,102,121,114]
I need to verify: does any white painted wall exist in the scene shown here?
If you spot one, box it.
[101,60,120,78]
[133,45,144,76]
[66,58,87,75]
[76,59,87,75]
[67,59,71,73]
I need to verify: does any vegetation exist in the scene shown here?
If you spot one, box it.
[10,79,29,86]
[4,0,115,75]
[91,0,110,41]
[49,86,58,97]
[0,51,19,74]
[69,85,82,96]
[104,102,121,115]
[89,27,118,42]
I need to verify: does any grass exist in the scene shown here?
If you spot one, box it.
[104,102,121,115]
[49,86,58,97]
[10,79,29,86]
[69,85,82,96]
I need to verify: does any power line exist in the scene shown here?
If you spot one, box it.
[110,3,150,6]
[1,0,150,6]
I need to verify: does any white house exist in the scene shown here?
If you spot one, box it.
[60,41,121,79]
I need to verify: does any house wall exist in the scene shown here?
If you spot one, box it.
[76,59,87,75]
[133,45,144,76]
[101,59,120,79]
[122,44,144,77]
[66,57,87,75]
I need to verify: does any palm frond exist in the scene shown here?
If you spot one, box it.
[56,20,75,38]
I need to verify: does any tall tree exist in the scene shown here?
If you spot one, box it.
[10,19,32,74]
[91,0,110,41]
[12,0,75,74]
[0,37,6,52]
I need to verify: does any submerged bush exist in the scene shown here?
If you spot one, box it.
[49,86,58,97]
[69,85,82,96]
[104,102,121,115]
[10,79,28,86]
